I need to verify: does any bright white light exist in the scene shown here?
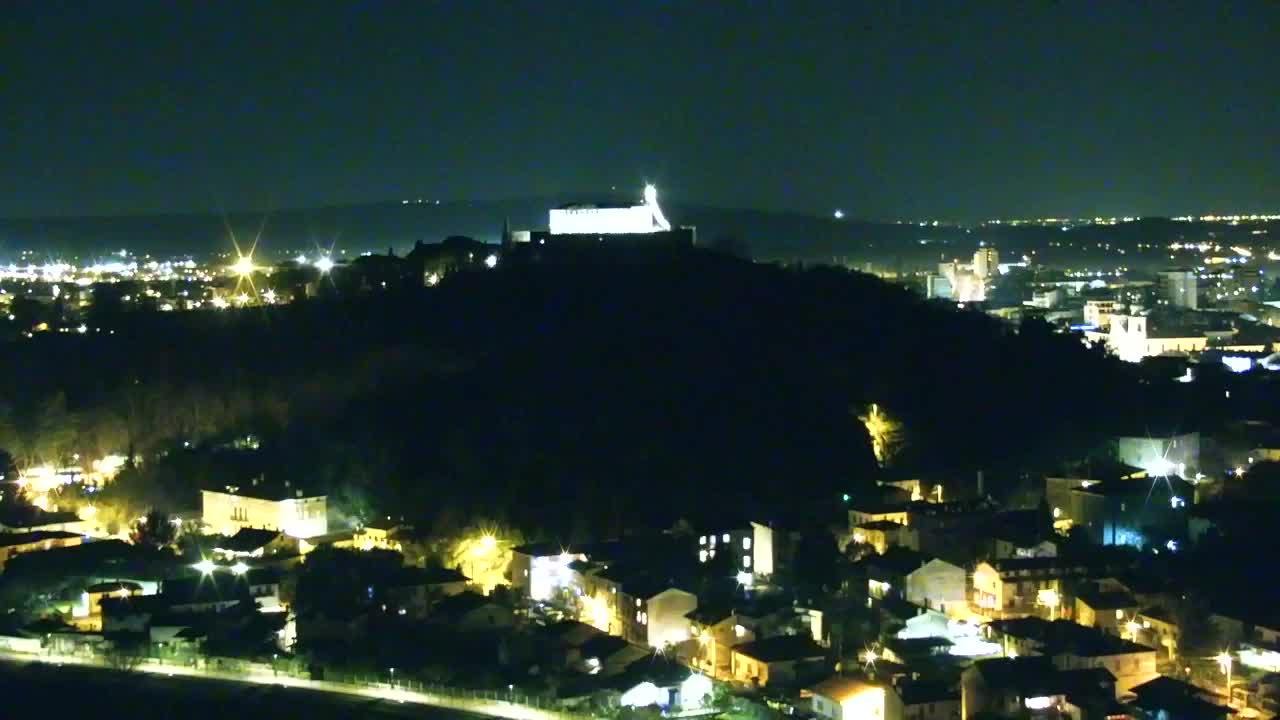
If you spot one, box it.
[1024,697,1054,710]
[1165,539,1179,552]
[294,254,308,265]
[1222,356,1253,373]
[231,562,250,575]
[736,571,753,586]
[193,559,217,575]
[680,673,713,709]
[314,256,335,273]
[834,209,845,220]
[484,254,498,269]
[232,256,256,276]
[263,289,277,304]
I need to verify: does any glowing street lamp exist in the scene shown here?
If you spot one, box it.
[231,561,250,576]
[1217,650,1233,705]
[193,559,217,575]
[231,255,256,277]
[314,256,335,274]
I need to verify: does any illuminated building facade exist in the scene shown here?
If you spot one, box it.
[1157,269,1198,309]
[809,675,895,720]
[697,522,780,585]
[201,483,327,539]
[548,185,672,236]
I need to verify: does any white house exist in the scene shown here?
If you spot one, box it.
[202,480,327,539]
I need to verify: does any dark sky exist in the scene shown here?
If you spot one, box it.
[3,1,1277,221]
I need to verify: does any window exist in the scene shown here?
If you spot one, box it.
[722,533,730,543]
[742,537,751,550]
[699,550,708,563]
[743,556,751,569]
[699,536,706,545]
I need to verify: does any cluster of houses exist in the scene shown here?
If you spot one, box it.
[1,427,1280,720]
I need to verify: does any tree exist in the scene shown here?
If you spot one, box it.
[129,509,178,552]
[858,403,904,467]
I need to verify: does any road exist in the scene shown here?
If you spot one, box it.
[0,651,581,720]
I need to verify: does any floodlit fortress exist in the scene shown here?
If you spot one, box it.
[507,184,696,252]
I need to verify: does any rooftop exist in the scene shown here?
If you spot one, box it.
[203,481,323,502]
[895,679,958,706]
[1129,676,1234,720]
[973,657,1115,696]
[212,528,282,553]
[85,581,142,594]
[0,530,81,548]
[809,675,879,703]
[987,617,1153,657]
[732,634,826,663]
[1075,587,1139,611]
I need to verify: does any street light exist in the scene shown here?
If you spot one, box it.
[230,561,249,576]
[1217,651,1233,706]
[193,559,217,575]
[1037,588,1061,621]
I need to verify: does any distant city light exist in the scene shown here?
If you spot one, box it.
[833,209,845,220]
[314,256,335,273]
[484,254,498,269]
[231,562,250,575]
[193,559,217,575]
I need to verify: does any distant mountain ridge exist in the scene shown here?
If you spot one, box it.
[0,198,1266,269]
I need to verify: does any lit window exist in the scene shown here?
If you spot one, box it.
[722,534,730,543]
[636,611,641,622]
[710,536,716,547]
[641,612,647,625]
[699,550,708,563]
[743,556,751,569]
[1116,609,1125,620]
[699,535,706,545]
[636,598,641,607]
[742,537,751,550]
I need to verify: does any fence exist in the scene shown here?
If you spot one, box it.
[27,647,590,720]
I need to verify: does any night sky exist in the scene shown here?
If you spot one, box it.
[3,2,1277,221]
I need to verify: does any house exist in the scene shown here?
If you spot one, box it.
[0,530,83,569]
[509,542,590,601]
[575,634,649,676]
[576,566,698,649]
[70,581,144,631]
[1128,676,1234,720]
[730,634,827,687]
[245,568,285,613]
[971,557,1104,619]
[211,528,296,559]
[1074,586,1140,636]
[160,576,252,614]
[985,617,1159,695]
[810,675,898,720]
[697,521,787,584]
[848,501,911,530]
[852,520,920,554]
[905,558,966,616]
[1133,606,1180,660]
[201,480,327,539]
[684,606,755,680]
[961,657,1117,720]
[427,591,513,631]
[382,565,470,617]
[1116,431,1200,477]
[350,519,411,552]
[894,679,960,720]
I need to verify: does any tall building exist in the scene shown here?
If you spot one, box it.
[973,247,999,280]
[1157,269,1198,309]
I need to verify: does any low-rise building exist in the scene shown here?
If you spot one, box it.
[1074,586,1140,636]
[684,607,755,680]
[961,657,1117,720]
[0,530,82,569]
[1128,676,1233,720]
[972,557,1100,618]
[853,520,920,554]
[985,617,1158,695]
[211,528,296,559]
[905,557,966,616]
[201,481,327,539]
[730,634,827,687]
[810,675,897,720]
[894,679,960,720]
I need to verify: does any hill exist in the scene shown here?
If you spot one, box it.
[0,250,1143,537]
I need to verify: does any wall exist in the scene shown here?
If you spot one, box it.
[647,589,698,649]
[906,560,965,615]
[202,490,327,538]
